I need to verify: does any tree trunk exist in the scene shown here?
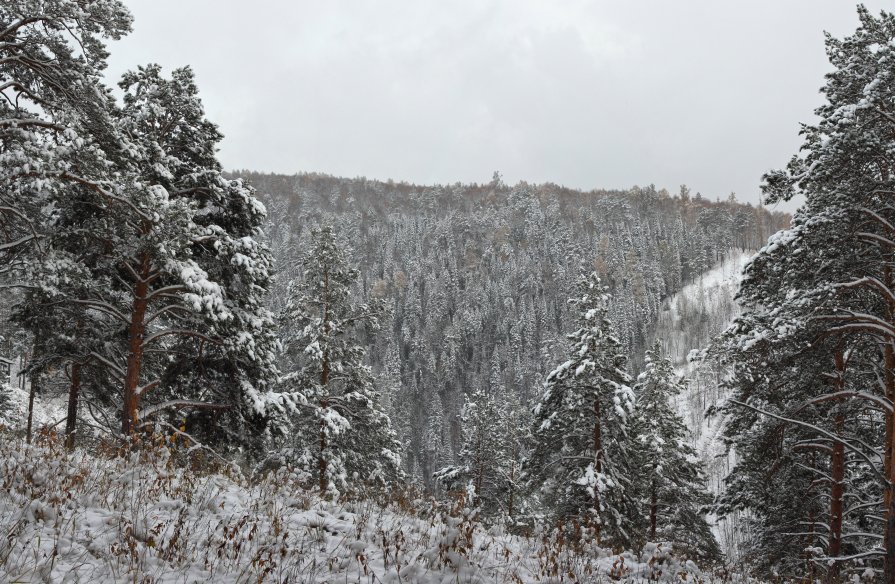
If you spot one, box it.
[318,354,329,494]
[649,476,658,541]
[829,420,845,581]
[26,368,37,444]
[318,266,331,495]
[592,394,603,542]
[316,350,330,494]
[318,398,328,494]
[122,253,150,437]
[474,433,484,507]
[888,486,895,584]
[64,363,81,450]
[806,459,818,583]
[884,261,895,584]
[508,459,515,518]
[884,341,895,584]
[828,351,846,581]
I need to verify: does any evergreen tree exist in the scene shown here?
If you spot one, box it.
[0,0,131,270]
[713,7,895,579]
[709,284,877,578]
[1,0,132,445]
[117,66,279,452]
[433,383,526,521]
[524,272,638,547]
[279,226,402,495]
[16,65,278,454]
[630,342,720,563]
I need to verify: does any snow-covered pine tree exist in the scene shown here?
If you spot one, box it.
[1,1,133,442]
[116,66,279,453]
[433,383,526,521]
[709,275,878,578]
[524,271,638,547]
[16,64,279,455]
[629,342,720,563]
[0,1,131,271]
[113,65,278,452]
[279,225,402,496]
[713,7,895,579]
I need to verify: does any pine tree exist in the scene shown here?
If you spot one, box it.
[629,342,720,563]
[433,383,525,521]
[16,65,278,454]
[0,0,131,270]
[279,226,402,495]
[713,7,895,579]
[1,0,133,444]
[524,271,638,547]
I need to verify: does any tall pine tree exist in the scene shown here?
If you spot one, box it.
[524,272,638,546]
[716,6,895,579]
[279,226,402,495]
[630,342,720,563]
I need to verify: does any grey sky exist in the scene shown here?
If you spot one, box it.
[105,1,888,212]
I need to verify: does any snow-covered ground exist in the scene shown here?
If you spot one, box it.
[653,250,752,564]
[0,433,717,583]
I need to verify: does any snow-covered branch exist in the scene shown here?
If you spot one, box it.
[142,329,220,348]
[729,399,885,480]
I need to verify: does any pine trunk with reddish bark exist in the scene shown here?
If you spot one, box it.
[884,341,895,584]
[884,263,895,584]
[827,351,846,580]
[122,253,150,437]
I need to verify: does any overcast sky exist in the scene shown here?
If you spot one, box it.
[105,1,889,212]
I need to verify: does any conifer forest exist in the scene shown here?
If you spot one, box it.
[1,1,895,582]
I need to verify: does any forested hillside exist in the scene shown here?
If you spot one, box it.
[242,171,787,486]
[8,0,895,581]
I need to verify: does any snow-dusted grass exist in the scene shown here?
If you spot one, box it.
[0,431,714,583]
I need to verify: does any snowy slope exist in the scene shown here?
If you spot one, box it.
[0,435,709,583]
[652,250,752,563]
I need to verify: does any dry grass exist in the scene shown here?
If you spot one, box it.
[0,430,717,583]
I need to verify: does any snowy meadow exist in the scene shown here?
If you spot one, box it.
[0,429,707,583]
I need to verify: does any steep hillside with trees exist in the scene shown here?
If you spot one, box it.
[241,170,788,487]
